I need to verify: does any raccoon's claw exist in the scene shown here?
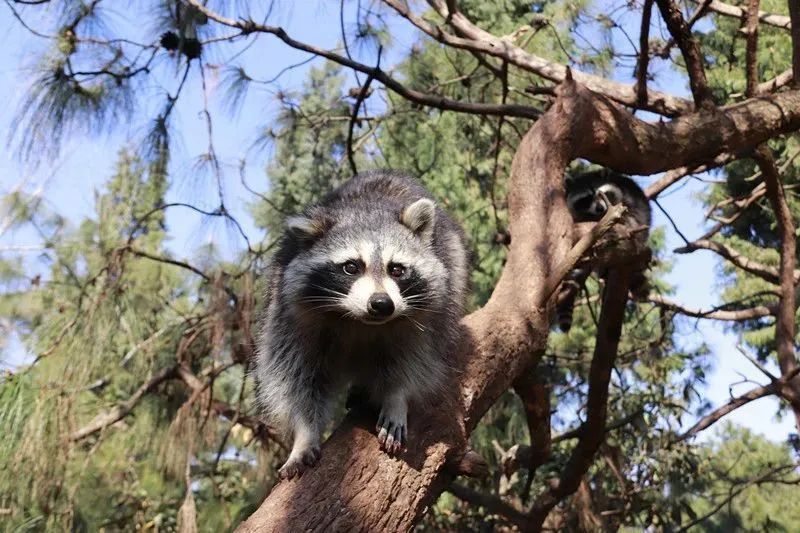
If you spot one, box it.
[376,413,406,455]
[278,446,321,480]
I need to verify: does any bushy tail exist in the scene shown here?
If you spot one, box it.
[555,267,591,332]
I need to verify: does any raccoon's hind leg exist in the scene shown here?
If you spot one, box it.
[375,389,408,455]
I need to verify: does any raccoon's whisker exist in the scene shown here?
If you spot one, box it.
[405,306,442,314]
[403,297,433,306]
[407,317,427,332]
[309,285,349,297]
[403,291,437,302]
[299,297,343,304]
[400,280,427,295]
[402,292,430,299]
[306,304,342,311]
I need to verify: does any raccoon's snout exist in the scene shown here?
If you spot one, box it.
[368,293,395,318]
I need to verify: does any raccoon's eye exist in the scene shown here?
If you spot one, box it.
[342,261,360,276]
[388,263,406,278]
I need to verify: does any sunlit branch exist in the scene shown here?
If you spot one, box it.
[655,0,714,108]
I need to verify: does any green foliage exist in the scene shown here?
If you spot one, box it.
[250,62,354,236]
[0,151,271,530]
[685,424,800,532]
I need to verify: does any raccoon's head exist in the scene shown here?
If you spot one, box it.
[283,198,447,326]
[566,183,623,221]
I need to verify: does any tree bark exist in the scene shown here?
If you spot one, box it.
[238,80,800,532]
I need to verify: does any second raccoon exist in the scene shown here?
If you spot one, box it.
[557,169,651,332]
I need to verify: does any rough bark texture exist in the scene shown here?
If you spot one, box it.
[527,267,632,530]
[756,146,800,432]
[237,80,800,532]
[655,0,714,108]
[788,0,800,86]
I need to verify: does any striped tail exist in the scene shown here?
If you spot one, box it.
[555,267,591,332]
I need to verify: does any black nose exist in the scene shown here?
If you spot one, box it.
[368,293,395,317]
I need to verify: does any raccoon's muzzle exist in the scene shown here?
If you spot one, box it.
[368,293,395,318]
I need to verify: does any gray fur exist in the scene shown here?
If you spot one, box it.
[557,169,651,332]
[255,169,469,478]
[564,169,651,234]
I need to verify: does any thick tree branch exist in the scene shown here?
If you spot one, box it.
[789,0,800,86]
[744,0,761,97]
[635,0,655,107]
[655,0,714,108]
[692,0,791,31]
[755,146,800,431]
[528,268,632,530]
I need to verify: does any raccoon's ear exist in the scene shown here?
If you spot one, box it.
[286,214,328,242]
[401,198,436,239]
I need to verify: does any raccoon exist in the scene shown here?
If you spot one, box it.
[556,169,651,332]
[255,170,470,479]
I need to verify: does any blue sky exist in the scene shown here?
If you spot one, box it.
[0,1,794,441]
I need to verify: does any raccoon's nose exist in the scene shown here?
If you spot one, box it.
[367,293,395,317]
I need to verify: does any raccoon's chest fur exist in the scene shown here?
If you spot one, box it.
[314,321,418,379]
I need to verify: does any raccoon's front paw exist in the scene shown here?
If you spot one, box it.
[278,446,321,480]
[376,410,407,455]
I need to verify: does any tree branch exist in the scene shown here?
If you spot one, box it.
[175,363,286,448]
[677,375,795,441]
[676,464,798,531]
[648,294,774,321]
[691,0,791,31]
[501,410,643,474]
[744,0,761,97]
[757,68,794,93]
[755,146,800,430]
[528,267,633,529]
[789,0,800,87]
[541,203,627,306]
[635,0,655,107]
[644,153,738,198]
[655,0,714,108]
[70,365,177,441]
[417,0,693,116]
[674,238,787,284]
[185,0,540,120]
[448,483,527,528]
[513,370,552,501]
